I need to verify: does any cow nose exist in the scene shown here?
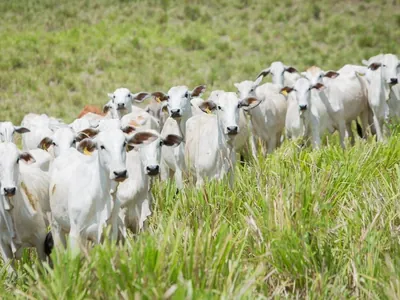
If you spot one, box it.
[117,103,125,109]
[299,104,308,111]
[4,187,16,197]
[227,126,238,135]
[170,109,181,118]
[146,165,160,176]
[390,78,398,84]
[113,170,128,180]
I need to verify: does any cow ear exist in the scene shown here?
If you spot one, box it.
[77,139,97,156]
[256,67,271,80]
[199,101,217,114]
[152,92,168,102]
[312,83,325,91]
[128,131,158,146]
[324,71,339,78]
[103,103,112,114]
[368,62,382,71]
[191,85,206,97]
[285,66,298,73]
[162,134,183,147]
[234,83,240,89]
[38,137,53,151]
[79,128,99,138]
[122,125,136,135]
[132,92,151,103]
[280,87,294,96]
[14,126,30,134]
[240,97,261,110]
[362,59,369,66]
[107,93,114,100]
[19,152,35,164]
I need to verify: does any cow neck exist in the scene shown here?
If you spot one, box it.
[177,106,192,141]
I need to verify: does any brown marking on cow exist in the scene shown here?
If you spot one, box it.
[306,66,322,77]
[51,184,56,195]
[20,181,37,211]
[78,105,106,119]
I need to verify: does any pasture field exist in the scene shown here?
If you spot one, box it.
[0,0,400,298]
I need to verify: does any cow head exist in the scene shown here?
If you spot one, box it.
[0,122,30,143]
[0,143,35,205]
[281,78,325,113]
[256,61,298,86]
[152,85,206,120]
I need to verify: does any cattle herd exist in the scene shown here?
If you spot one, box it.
[0,53,399,273]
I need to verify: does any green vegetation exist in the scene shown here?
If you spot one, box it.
[0,0,400,298]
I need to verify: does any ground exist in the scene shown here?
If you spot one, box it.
[0,0,400,298]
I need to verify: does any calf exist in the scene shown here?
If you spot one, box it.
[151,85,206,189]
[185,91,260,188]
[0,143,49,271]
[49,128,154,254]
[104,88,151,119]
[113,129,182,238]
[235,79,287,157]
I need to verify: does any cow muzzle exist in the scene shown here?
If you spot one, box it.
[170,109,182,119]
[390,78,398,85]
[3,187,16,197]
[146,165,160,176]
[113,170,128,182]
[299,104,308,111]
[117,103,126,111]
[227,126,238,135]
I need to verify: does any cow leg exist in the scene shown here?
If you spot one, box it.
[68,223,82,256]
[250,134,258,159]
[310,123,321,150]
[360,110,370,139]
[346,122,355,146]
[0,242,15,274]
[267,136,277,154]
[51,219,67,249]
[160,160,169,181]
[372,113,384,142]
[35,234,48,262]
[338,121,347,149]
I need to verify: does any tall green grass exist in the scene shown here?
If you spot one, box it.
[1,0,400,298]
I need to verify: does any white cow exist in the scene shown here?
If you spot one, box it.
[152,85,206,189]
[362,54,400,126]
[104,88,151,119]
[235,79,287,157]
[280,78,335,149]
[113,129,182,238]
[38,126,77,158]
[256,61,300,86]
[21,113,63,151]
[185,91,260,188]
[0,122,30,143]
[49,128,154,254]
[0,143,49,271]
[285,69,369,148]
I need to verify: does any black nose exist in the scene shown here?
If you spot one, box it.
[170,109,181,118]
[227,126,238,135]
[299,105,307,111]
[117,103,125,110]
[4,187,16,197]
[390,78,398,84]
[146,165,160,176]
[114,170,127,179]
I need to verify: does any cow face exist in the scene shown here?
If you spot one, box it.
[127,130,182,176]
[0,143,35,202]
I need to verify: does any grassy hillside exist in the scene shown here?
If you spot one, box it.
[1,0,400,299]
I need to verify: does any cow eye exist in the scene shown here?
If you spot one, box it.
[52,142,57,146]
[127,94,131,98]
[16,158,20,164]
[72,139,76,144]
[113,95,116,99]
[217,105,222,110]
[184,92,189,98]
[123,142,127,148]
[159,140,164,146]
[100,145,105,150]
